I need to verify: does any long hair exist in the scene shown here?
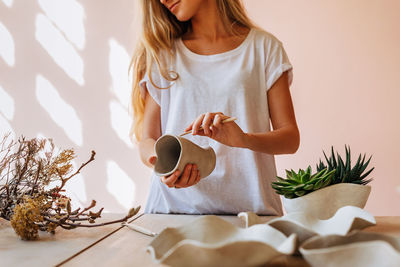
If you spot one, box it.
[129,0,255,141]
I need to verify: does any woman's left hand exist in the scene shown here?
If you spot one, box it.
[184,112,247,148]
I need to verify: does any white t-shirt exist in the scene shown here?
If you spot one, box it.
[140,28,293,215]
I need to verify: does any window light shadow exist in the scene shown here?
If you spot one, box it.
[35,14,84,85]
[0,22,15,66]
[2,0,13,8]
[0,115,14,140]
[35,74,83,146]
[106,160,136,211]
[38,0,85,50]
[109,100,134,148]
[109,38,131,109]
[0,84,14,120]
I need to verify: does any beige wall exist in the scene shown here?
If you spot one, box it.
[0,0,150,213]
[1,0,399,215]
[244,0,400,215]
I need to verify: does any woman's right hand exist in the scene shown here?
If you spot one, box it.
[160,164,201,189]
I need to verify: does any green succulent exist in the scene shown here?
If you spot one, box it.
[271,166,336,199]
[316,145,374,185]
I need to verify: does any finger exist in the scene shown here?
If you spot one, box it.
[161,170,181,187]
[175,164,192,187]
[194,171,201,185]
[185,122,193,132]
[210,125,218,137]
[202,113,214,136]
[213,114,223,128]
[186,165,198,185]
[192,114,206,135]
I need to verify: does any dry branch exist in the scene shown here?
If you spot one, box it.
[0,134,140,240]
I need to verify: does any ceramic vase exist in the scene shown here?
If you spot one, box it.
[154,134,216,179]
[300,231,400,267]
[147,215,297,267]
[283,183,371,219]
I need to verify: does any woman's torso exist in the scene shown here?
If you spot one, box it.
[143,28,292,215]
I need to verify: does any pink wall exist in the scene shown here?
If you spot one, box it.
[0,0,151,213]
[1,0,399,215]
[244,0,400,215]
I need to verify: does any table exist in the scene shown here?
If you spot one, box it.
[0,213,125,267]
[1,215,399,267]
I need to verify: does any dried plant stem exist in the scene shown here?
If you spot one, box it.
[43,214,138,228]
[58,150,96,190]
[75,200,96,217]
[0,135,140,240]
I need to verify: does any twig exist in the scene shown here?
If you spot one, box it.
[42,209,139,228]
[59,151,96,190]
[76,200,96,217]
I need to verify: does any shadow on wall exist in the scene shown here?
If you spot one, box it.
[0,0,151,213]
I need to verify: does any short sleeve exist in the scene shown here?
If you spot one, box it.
[139,72,162,105]
[265,40,293,91]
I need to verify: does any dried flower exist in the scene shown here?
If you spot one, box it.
[10,197,44,240]
[0,134,140,240]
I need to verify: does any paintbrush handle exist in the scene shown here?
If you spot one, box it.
[180,117,237,137]
[123,222,158,237]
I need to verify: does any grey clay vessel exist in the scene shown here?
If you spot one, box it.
[154,134,216,179]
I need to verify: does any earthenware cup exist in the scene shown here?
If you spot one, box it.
[154,134,216,179]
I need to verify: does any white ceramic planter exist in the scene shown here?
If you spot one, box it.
[300,231,400,267]
[154,134,216,179]
[239,206,376,244]
[283,183,371,219]
[147,215,297,267]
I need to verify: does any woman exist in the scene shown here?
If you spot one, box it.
[130,0,300,215]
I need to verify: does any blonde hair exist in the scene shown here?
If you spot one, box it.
[130,0,255,141]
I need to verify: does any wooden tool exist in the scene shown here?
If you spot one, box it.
[179,117,237,137]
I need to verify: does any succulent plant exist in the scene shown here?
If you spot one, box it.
[272,166,336,199]
[316,145,374,185]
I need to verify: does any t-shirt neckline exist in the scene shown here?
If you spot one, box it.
[177,28,254,61]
